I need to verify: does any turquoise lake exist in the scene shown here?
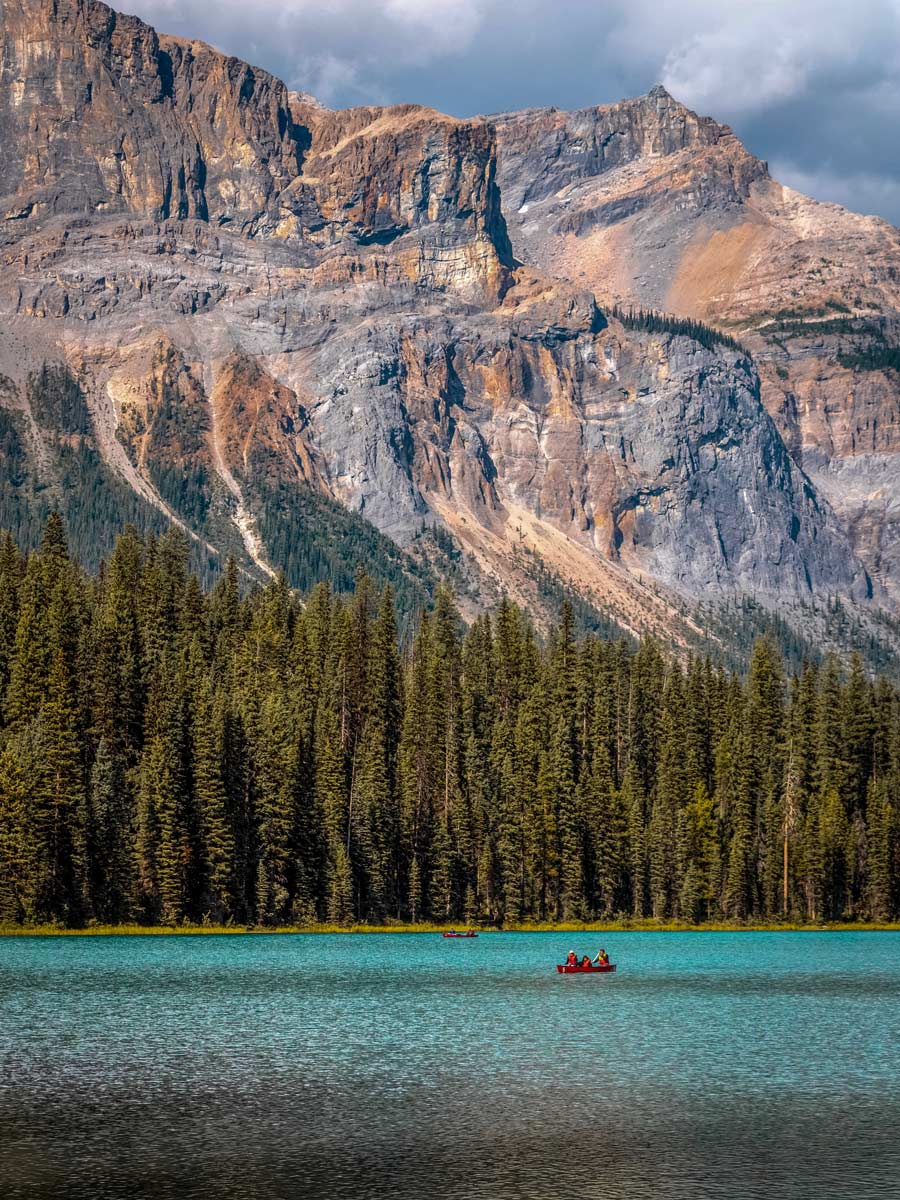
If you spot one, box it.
[2,932,899,1199]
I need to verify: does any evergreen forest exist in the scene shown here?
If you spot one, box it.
[1,516,898,929]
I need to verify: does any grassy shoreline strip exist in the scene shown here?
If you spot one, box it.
[2,921,900,937]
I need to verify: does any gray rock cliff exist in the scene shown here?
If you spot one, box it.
[0,0,882,640]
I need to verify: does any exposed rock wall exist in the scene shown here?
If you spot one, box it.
[0,0,301,227]
[493,86,900,600]
[0,0,886,631]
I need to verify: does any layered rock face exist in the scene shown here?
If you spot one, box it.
[0,0,885,639]
[0,0,301,227]
[494,86,900,327]
[493,88,900,599]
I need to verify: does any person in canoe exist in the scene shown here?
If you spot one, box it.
[592,948,610,966]
[566,950,578,968]
[580,955,592,968]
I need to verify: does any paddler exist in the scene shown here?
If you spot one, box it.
[592,948,610,966]
[566,950,578,967]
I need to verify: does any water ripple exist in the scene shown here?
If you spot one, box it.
[2,932,899,1199]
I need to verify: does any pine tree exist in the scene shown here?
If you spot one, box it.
[462,614,495,917]
[621,760,646,917]
[799,786,825,921]
[38,647,89,922]
[583,739,627,916]
[40,511,69,563]
[683,656,713,794]
[429,588,465,919]
[533,750,558,921]
[93,525,146,758]
[745,637,785,917]
[254,688,302,925]
[355,586,401,919]
[135,656,192,925]
[781,664,819,913]
[718,712,754,920]
[191,669,234,922]
[492,601,534,921]
[5,554,51,728]
[865,777,895,920]
[328,841,354,925]
[651,667,688,918]
[843,654,874,817]
[627,638,665,797]
[89,739,133,923]
[677,782,717,921]
[209,555,242,664]
[550,603,582,919]
[818,786,851,920]
[514,660,551,919]
[0,742,28,922]
[316,674,351,923]
[399,614,434,920]
[816,656,847,798]
[0,530,22,718]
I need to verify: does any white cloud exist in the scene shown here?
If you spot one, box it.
[656,0,896,117]
[130,0,488,93]
[594,0,900,118]
[662,28,811,115]
[129,0,900,112]
[294,53,366,105]
[382,0,483,52]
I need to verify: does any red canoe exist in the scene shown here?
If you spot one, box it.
[556,963,616,974]
[442,931,478,938]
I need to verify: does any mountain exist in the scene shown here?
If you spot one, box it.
[493,87,900,602]
[0,0,897,658]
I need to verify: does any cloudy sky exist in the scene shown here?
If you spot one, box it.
[131,0,900,225]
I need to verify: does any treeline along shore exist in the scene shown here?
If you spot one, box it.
[1,517,899,929]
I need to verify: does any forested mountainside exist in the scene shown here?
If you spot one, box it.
[2,0,899,660]
[1,518,898,929]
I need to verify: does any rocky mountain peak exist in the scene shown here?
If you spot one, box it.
[492,85,767,214]
[489,81,900,613]
[0,0,302,229]
[1,0,516,300]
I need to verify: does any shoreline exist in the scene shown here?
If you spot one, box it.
[2,920,900,937]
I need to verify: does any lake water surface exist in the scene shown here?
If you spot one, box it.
[2,931,899,1199]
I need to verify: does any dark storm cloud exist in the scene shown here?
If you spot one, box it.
[129,0,900,224]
